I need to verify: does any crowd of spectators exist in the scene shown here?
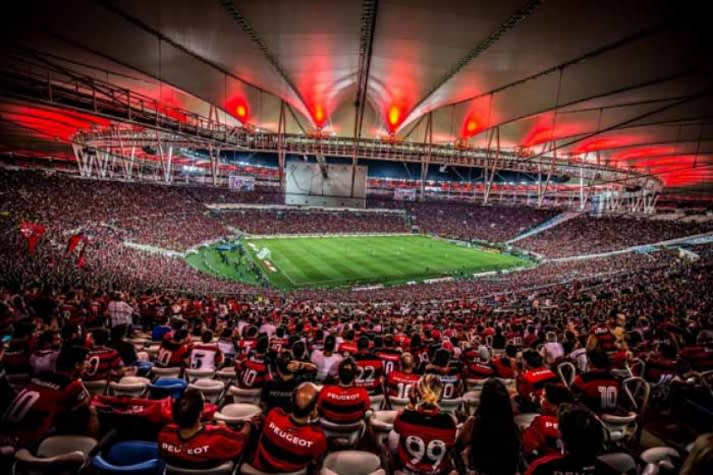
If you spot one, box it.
[518,215,713,258]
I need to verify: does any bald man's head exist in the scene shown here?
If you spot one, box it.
[292,382,319,419]
[401,352,415,372]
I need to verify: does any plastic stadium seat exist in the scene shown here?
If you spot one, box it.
[184,368,215,382]
[84,379,109,396]
[466,378,486,393]
[146,346,160,359]
[600,412,637,443]
[557,362,576,387]
[15,435,98,475]
[462,391,480,415]
[187,379,225,404]
[110,376,151,398]
[215,368,237,385]
[369,410,397,447]
[598,452,637,474]
[135,361,154,377]
[213,403,262,425]
[240,462,306,475]
[228,385,262,405]
[319,418,365,448]
[320,450,384,475]
[439,398,463,416]
[387,396,409,411]
[131,338,150,351]
[370,394,385,411]
[151,366,182,379]
[514,413,539,430]
[92,440,163,474]
[165,461,234,475]
[640,446,680,474]
[148,378,187,400]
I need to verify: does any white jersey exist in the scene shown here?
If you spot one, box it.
[189,343,221,371]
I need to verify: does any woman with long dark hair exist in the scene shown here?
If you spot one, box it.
[465,378,522,475]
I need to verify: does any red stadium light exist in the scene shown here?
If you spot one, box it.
[466,119,477,133]
[387,105,401,130]
[235,103,248,121]
[314,105,326,127]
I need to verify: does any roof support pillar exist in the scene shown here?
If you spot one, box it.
[420,112,433,201]
[483,127,500,205]
[277,101,287,192]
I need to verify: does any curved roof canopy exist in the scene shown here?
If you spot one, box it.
[2,0,713,195]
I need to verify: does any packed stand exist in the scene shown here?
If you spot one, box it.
[0,245,711,474]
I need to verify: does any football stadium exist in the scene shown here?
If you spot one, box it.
[1,1,712,475]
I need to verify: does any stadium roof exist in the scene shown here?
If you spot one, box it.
[2,0,713,197]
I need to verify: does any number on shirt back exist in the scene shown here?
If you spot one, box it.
[242,369,257,387]
[356,365,375,384]
[598,386,617,409]
[4,390,40,424]
[85,356,101,377]
[442,383,455,399]
[157,349,172,367]
[191,353,204,369]
[405,435,447,467]
[394,382,414,399]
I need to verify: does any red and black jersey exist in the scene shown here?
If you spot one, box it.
[571,369,621,414]
[238,338,257,357]
[426,366,463,399]
[189,343,223,371]
[386,371,421,399]
[525,454,619,475]
[466,361,495,380]
[159,423,247,469]
[517,368,560,401]
[353,352,384,395]
[680,345,713,372]
[252,408,327,474]
[1,372,89,447]
[394,334,411,350]
[268,337,288,355]
[317,384,370,424]
[393,407,457,475]
[156,341,191,368]
[92,395,173,426]
[376,349,401,376]
[644,356,678,383]
[522,415,561,458]
[237,352,270,389]
[412,347,431,370]
[60,301,85,326]
[590,324,617,352]
[84,345,124,381]
[492,356,517,379]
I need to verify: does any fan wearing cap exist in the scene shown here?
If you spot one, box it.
[159,388,250,469]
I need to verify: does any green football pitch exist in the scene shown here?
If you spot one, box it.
[186,234,531,290]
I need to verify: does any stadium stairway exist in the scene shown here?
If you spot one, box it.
[506,210,582,244]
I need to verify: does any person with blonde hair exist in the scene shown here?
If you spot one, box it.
[391,374,457,474]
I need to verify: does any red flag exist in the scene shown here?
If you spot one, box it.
[66,233,84,255]
[19,222,46,255]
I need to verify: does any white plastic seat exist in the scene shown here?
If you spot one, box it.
[320,418,365,448]
[439,398,463,415]
[214,403,262,424]
[598,452,636,474]
[320,450,385,475]
[184,368,216,382]
[14,449,87,475]
[641,446,680,474]
[130,338,149,350]
[387,397,409,411]
[370,394,385,411]
[166,460,234,474]
[600,412,637,442]
[188,379,225,403]
[369,410,397,447]
[462,391,481,415]
[109,376,151,397]
[151,366,182,379]
[514,413,539,430]
[466,378,486,393]
[240,462,306,475]
[146,345,160,358]
[215,367,237,384]
[557,362,576,387]
[83,379,108,396]
[37,435,98,458]
[228,385,262,405]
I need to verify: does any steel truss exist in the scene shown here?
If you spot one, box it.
[0,51,663,214]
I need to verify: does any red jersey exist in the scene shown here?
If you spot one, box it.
[353,352,384,395]
[571,370,621,414]
[252,408,327,473]
[84,346,124,381]
[238,338,257,357]
[189,343,223,371]
[680,345,713,371]
[386,371,421,399]
[393,407,457,475]
[427,366,463,399]
[317,385,370,424]
[522,415,561,458]
[394,334,411,350]
[466,361,495,380]
[492,356,516,379]
[92,395,173,426]
[1,373,89,447]
[237,352,270,389]
[376,349,401,376]
[517,368,560,401]
[159,423,247,469]
[644,357,678,383]
[157,341,191,368]
[525,454,619,475]
[338,341,358,355]
[268,337,288,355]
[590,324,617,352]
